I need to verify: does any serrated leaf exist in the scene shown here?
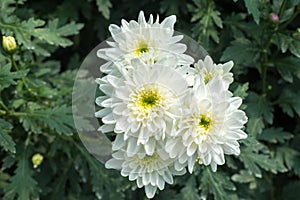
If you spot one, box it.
[244,0,260,24]
[275,147,300,177]
[274,56,300,83]
[257,127,293,144]
[200,168,237,200]
[239,137,286,177]
[4,153,39,200]
[0,64,29,90]
[246,117,265,135]
[19,105,74,135]
[233,82,249,99]
[290,39,300,58]
[0,118,15,153]
[96,0,112,19]
[176,176,200,200]
[246,92,274,124]
[278,88,300,117]
[221,39,259,65]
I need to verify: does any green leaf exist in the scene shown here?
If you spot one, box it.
[274,56,300,83]
[244,0,260,24]
[176,176,200,200]
[246,92,274,124]
[257,127,293,144]
[239,137,286,177]
[278,87,300,117]
[231,170,256,189]
[0,64,29,90]
[221,39,259,65]
[200,168,237,200]
[233,82,249,99]
[246,117,265,135]
[96,0,112,19]
[275,146,300,177]
[19,105,74,135]
[4,153,39,200]
[0,118,15,153]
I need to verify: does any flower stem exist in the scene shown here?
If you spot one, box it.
[10,54,19,71]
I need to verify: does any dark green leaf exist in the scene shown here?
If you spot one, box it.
[96,0,112,19]
[257,127,293,144]
[200,168,237,200]
[19,105,74,135]
[244,0,260,24]
[0,118,15,153]
[4,153,39,200]
[0,64,29,90]
[246,92,274,124]
[176,176,200,200]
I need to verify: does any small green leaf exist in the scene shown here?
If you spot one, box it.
[233,82,249,99]
[4,153,39,200]
[239,137,286,177]
[0,64,29,90]
[96,0,112,19]
[176,176,200,200]
[19,105,74,135]
[0,118,15,153]
[258,127,293,144]
[278,87,300,117]
[246,92,274,124]
[221,39,259,65]
[200,168,237,200]
[244,0,260,24]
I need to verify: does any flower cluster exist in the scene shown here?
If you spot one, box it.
[95,11,247,198]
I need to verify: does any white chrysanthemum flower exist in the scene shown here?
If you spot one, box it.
[166,75,247,172]
[186,55,234,89]
[96,59,188,155]
[105,148,186,199]
[97,10,194,73]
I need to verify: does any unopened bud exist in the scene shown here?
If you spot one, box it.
[32,153,44,168]
[269,13,279,24]
[2,36,17,54]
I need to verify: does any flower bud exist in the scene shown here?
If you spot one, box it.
[269,13,279,24]
[2,36,17,54]
[32,153,44,168]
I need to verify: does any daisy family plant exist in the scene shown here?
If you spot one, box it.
[95,11,247,198]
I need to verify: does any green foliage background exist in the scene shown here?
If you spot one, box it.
[0,0,300,199]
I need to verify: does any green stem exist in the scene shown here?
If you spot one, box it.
[10,54,19,71]
[0,100,9,111]
[278,0,287,17]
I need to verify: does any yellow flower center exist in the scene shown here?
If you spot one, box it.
[131,86,161,111]
[204,72,215,84]
[198,115,212,131]
[196,114,212,138]
[135,41,149,55]
[134,153,159,166]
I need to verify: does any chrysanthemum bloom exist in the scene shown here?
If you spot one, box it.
[95,58,188,155]
[186,55,233,89]
[105,148,186,199]
[166,75,247,172]
[97,11,194,74]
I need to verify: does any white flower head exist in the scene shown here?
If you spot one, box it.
[96,58,188,155]
[105,148,186,199]
[187,55,234,89]
[97,10,194,73]
[166,75,247,172]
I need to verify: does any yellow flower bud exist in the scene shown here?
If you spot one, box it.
[2,36,17,54]
[32,153,44,168]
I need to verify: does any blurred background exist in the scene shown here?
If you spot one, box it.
[0,0,300,199]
